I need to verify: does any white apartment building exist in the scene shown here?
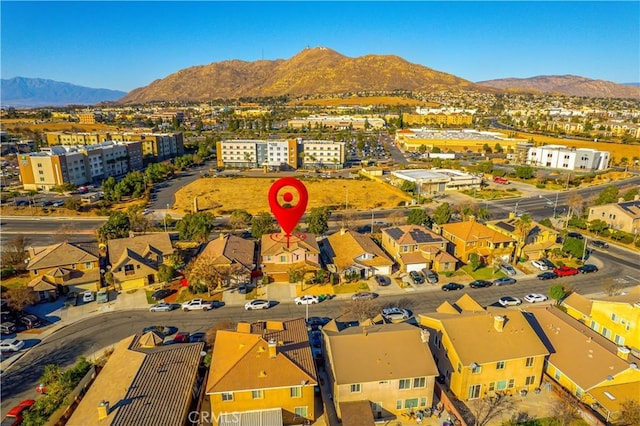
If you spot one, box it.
[299,140,346,169]
[216,139,258,168]
[526,145,610,171]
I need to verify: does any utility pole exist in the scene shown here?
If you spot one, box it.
[554,192,559,218]
[582,236,588,262]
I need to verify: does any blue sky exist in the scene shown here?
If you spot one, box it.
[2,1,638,92]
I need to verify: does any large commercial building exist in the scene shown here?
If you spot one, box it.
[288,115,385,130]
[395,129,523,153]
[390,169,482,194]
[526,144,610,171]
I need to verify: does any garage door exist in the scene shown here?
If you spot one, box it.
[406,263,427,273]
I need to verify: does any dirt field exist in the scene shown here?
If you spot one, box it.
[287,96,437,107]
[0,119,118,133]
[173,176,412,215]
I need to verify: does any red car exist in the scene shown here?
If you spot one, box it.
[2,399,35,425]
[171,332,191,344]
[554,266,579,277]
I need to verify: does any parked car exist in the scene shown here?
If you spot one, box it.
[351,292,376,301]
[96,290,108,304]
[441,283,465,291]
[524,293,548,303]
[149,302,176,312]
[170,332,191,344]
[82,291,95,303]
[237,284,253,294]
[500,264,517,276]
[181,299,217,311]
[244,299,270,310]
[151,289,172,301]
[469,280,493,289]
[295,295,320,305]
[567,232,584,240]
[0,338,25,352]
[65,292,78,307]
[590,240,609,249]
[498,296,522,307]
[310,331,322,348]
[306,316,331,329]
[493,277,517,286]
[537,271,558,280]
[409,271,424,285]
[554,266,579,277]
[578,264,599,274]
[189,332,206,343]
[381,307,410,322]
[18,314,41,329]
[1,322,17,335]
[2,399,35,426]
[530,260,548,271]
[423,269,439,284]
[539,258,556,269]
[374,275,391,286]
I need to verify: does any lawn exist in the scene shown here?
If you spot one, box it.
[460,265,506,280]
[0,273,31,291]
[461,188,522,200]
[331,282,369,295]
[296,283,337,296]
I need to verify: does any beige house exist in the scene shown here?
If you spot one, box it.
[486,215,561,260]
[260,233,320,282]
[587,198,640,235]
[322,322,439,422]
[107,233,173,290]
[436,219,516,265]
[324,229,394,278]
[380,225,457,273]
[198,234,256,287]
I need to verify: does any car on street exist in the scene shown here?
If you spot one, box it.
[441,283,465,292]
[493,277,517,286]
[306,316,331,329]
[381,307,410,322]
[82,291,95,303]
[537,271,558,280]
[530,260,548,271]
[351,292,376,301]
[151,288,172,301]
[18,314,41,329]
[524,293,548,303]
[181,299,216,311]
[0,338,25,352]
[498,296,522,307]
[295,295,320,305]
[578,264,599,274]
[469,280,493,289]
[409,271,424,285]
[423,270,439,284]
[374,275,391,286]
[500,264,517,276]
[2,399,35,426]
[554,266,579,277]
[244,299,270,310]
[590,240,609,249]
[149,302,177,312]
[539,258,556,269]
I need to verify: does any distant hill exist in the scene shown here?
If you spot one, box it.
[1,77,127,107]
[477,75,640,99]
[623,82,640,87]
[120,47,488,103]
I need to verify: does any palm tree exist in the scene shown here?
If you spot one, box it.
[514,214,533,259]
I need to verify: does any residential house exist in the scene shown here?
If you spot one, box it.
[260,233,320,282]
[528,306,640,423]
[107,233,173,290]
[198,234,256,288]
[25,242,100,301]
[486,214,560,260]
[206,319,318,425]
[322,321,439,422]
[436,218,517,265]
[380,225,457,273]
[562,286,640,350]
[67,335,204,426]
[324,229,394,279]
[587,198,640,235]
[418,294,549,401]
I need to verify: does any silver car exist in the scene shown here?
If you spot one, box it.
[149,302,176,312]
[381,307,410,322]
[245,299,270,310]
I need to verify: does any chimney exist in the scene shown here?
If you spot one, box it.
[617,346,631,360]
[340,227,347,235]
[97,400,109,420]
[618,197,625,203]
[494,315,505,332]
[469,215,476,222]
[420,329,430,343]
[508,212,516,219]
[268,338,277,358]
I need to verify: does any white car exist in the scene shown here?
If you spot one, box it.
[149,302,176,312]
[0,338,25,352]
[245,300,270,310]
[381,307,410,322]
[295,295,320,305]
[498,296,522,307]
[530,260,548,271]
[82,291,95,303]
[524,293,548,303]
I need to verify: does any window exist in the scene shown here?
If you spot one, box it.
[413,377,426,388]
[280,255,287,262]
[221,392,233,401]
[420,397,427,407]
[251,390,263,399]
[468,384,481,400]
[84,262,93,269]
[33,269,38,275]
[350,384,361,393]
[525,376,536,386]
[404,398,419,409]
[554,370,562,381]
[396,400,402,410]
[472,364,482,374]
[294,406,308,418]
[378,380,389,385]
[602,327,612,339]
[399,379,411,390]
[489,382,495,392]
[508,379,515,389]
[290,386,302,398]
[497,380,507,391]
[496,361,505,370]
[614,335,625,345]
[124,264,135,275]
[611,313,618,322]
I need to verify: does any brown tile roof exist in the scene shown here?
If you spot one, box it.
[260,233,320,256]
[323,322,438,384]
[107,233,173,266]
[340,401,376,426]
[399,251,429,265]
[200,234,256,272]
[440,221,515,243]
[562,292,593,316]
[27,269,100,290]
[435,251,457,263]
[326,230,393,270]
[27,242,98,270]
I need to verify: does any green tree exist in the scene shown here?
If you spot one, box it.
[306,207,331,235]
[594,185,619,205]
[476,161,494,174]
[619,399,640,426]
[588,219,609,235]
[229,209,252,230]
[431,146,441,153]
[400,180,415,193]
[101,176,118,201]
[418,144,427,154]
[97,212,130,242]
[562,236,587,259]
[157,264,176,284]
[432,202,452,225]
[514,165,535,179]
[177,212,215,243]
[482,143,492,154]
[622,187,639,201]
[468,253,481,271]
[407,208,428,226]
[549,285,566,303]
[251,211,275,239]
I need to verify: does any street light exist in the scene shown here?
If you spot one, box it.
[164,203,169,232]
[538,194,558,218]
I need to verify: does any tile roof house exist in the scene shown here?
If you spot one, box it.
[324,229,394,278]
[260,233,320,282]
[419,294,549,401]
[436,218,516,265]
[322,322,439,422]
[486,215,560,260]
[380,225,457,273]
[107,233,173,290]
[527,306,640,423]
[26,242,100,301]
[67,335,204,426]
[198,234,256,287]
[587,198,640,234]
[206,318,318,425]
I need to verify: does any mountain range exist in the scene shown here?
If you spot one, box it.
[3,48,639,106]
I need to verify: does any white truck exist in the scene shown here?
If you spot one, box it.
[181,298,214,311]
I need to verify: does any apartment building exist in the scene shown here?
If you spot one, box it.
[300,140,346,170]
[288,115,385,130]
[587,198,640,234]
[526,144,610,171]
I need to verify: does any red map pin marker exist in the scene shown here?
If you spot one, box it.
[268,177,308,242]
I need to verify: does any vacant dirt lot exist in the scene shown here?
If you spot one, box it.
[0,119,117,133]
[173,176,412,215]
[287,96,436,107]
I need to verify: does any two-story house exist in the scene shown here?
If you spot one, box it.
[324,229,394,279]
[206,319,318,425]
[419,294,549,401]
[486,215,560,260]
[322,321,438,422]
[26,242,100,301]
[380,225,457,273]
[260,233,320,282]
[587,198,640,235]
[436,218,516,265]
[107,233,173,290]
[198,234,256,288]
[562,286,640,350]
